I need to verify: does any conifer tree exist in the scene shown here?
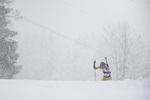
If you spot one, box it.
[0,0,22,79]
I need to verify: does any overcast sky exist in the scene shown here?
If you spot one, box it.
[13,0,150,41]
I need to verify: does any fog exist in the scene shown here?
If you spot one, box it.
[12,0,150,80]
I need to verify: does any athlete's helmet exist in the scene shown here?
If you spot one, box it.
[100,62,105,66]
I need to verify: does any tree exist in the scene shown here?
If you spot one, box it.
[103,21,146,80]
[0,0,22,79]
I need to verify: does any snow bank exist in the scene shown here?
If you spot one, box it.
[0,78,150,100]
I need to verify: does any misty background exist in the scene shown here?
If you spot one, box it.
[10,0,150,80]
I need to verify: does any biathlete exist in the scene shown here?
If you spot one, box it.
[93,61,112,81]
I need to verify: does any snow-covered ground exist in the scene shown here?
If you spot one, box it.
[0,78,150,100]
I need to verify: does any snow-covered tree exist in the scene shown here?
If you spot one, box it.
[103,21,146,80]
[0,0,22,79]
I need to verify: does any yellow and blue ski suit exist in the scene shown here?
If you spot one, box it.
[94,65,112,81]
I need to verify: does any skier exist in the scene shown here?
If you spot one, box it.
[93,61,112,81]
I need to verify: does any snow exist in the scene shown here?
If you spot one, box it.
[0,78,150,100]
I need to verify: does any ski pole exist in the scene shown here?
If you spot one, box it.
[93,61,96,81]
[105,57,112,80]
[105,57,110,67]
[94,69,96,81]
[105,57,108,64]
